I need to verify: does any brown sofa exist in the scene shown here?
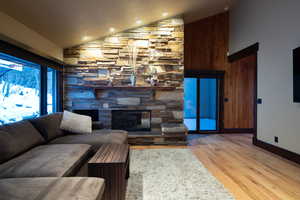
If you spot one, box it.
[0,177,105,200]
[0,112,128,200]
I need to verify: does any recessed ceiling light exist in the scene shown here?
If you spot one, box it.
[162,12,169,17]
[136,20,142,25]
[109,27,115,32]
[82,36,91,41]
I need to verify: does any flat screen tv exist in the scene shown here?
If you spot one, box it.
[293,47,300,102]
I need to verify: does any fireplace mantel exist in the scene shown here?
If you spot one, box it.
[68,84,182,92]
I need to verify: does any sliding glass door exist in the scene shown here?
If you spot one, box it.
[184,77,220,133]
[184,78,197,131]
[199,78,218,131]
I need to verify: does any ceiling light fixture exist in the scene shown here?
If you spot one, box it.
[109,27,115,32]
[82,36,91,41]
[136,20,142,25]
[162,12,169,17]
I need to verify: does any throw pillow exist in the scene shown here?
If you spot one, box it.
[60,110,92,134]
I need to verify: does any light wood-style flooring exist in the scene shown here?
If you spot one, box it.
[132,134,300,200]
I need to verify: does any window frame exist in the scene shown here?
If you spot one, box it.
[40,67,59,115]
[0,40,63,121]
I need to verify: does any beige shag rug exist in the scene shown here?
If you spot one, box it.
[126,149,235,200]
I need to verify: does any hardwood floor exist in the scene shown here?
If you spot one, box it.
[131,134,300,200]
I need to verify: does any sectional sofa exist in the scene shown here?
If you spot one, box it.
[0,112,128,200]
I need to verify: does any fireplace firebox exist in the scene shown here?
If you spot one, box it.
[112,110,151,131]
[73,110,99,121]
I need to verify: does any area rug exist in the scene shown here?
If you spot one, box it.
[126,149,235,200]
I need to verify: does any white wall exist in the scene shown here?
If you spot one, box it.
[0,12,63,61]
[230,0,300,154]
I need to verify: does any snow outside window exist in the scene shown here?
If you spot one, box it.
[0,53,41,125]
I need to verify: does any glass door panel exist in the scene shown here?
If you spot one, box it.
[199,78,218,131]
[184,78,197,131]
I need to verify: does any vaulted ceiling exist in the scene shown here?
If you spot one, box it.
[0,0,233,48]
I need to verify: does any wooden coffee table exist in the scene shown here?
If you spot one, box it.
[88,144,130,200]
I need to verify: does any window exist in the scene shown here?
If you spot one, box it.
[47,67,57,114]
[0,53,40,125]
[0,51,60,125]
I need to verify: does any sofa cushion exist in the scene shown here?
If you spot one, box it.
[0,177,105,200]
[92,129,128,136]
[29,113,64,141]
[0,144,91,178]
[50,129,128,152]
[0,120,45,164]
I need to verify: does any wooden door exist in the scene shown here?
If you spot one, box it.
[224,54,257,129]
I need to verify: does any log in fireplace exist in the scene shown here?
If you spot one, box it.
[111,110,151,132]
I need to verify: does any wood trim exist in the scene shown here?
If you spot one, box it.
[221,128,255,133]
[0,39,63,71]
[189,131,221,134]
[185,70,225,78]
[189,129,254,134]
[253,52,258,138]
[253,138,300,165]
[228,43,259,63]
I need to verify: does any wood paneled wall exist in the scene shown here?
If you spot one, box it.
[184,12,229,71]
[184,12,256,131]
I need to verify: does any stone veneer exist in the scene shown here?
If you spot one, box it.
[63,18,184,133]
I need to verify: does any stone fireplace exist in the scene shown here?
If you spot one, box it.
[63,17,184,138]
[64,87,183,134]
